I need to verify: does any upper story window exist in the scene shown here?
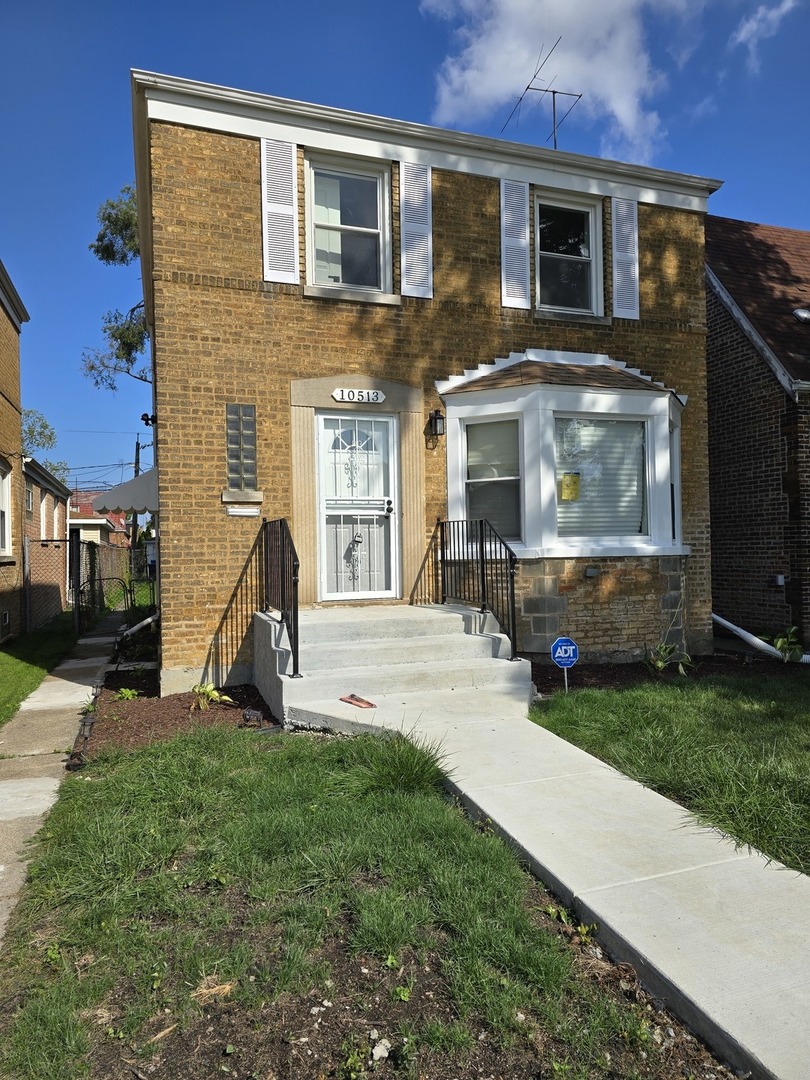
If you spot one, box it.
[261,139,432,302]
[25,481,33,516]
[226,404,257,492]
[501,183,638,320]
[536,198,602,315]
[306,157,392,296]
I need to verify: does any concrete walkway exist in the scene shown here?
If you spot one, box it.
[0,615,121,946]
[292,682,810,1080]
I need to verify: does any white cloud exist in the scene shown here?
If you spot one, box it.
[420,0,709,162]
[729,0,799,73]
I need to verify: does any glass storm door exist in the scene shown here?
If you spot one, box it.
[318,414,399,599]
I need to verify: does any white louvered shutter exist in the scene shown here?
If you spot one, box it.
[400,161,433,298]
[501,180,530,309]
[612,197,639,319]
[261,139,299,284]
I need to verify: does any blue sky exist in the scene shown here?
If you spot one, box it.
[2,0,807,488]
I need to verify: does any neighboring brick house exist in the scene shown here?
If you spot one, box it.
[0,260,29,643]
[706,216,810,641]
[131,71,721,694]
[69,490,129,547]
[22,458,70,631]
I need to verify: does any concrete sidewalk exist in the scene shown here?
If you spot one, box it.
[0,616,121,946]
[294,684,810,1080]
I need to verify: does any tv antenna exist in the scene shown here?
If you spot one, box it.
[502,37,582,150]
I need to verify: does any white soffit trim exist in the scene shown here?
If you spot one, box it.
[132,71,721,212]
[706,266,798,401]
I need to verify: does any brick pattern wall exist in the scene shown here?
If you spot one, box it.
[148,121,713,685]
[0,303,23,640]
[707,284,810,639]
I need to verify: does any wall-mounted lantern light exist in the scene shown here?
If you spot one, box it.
[428,409,446,438]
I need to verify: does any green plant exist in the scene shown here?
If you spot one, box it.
[761,626,804,662]
[190,683,235,711]
[113,687,140,701]
[644,641,692,676]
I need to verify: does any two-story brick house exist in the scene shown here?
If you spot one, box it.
[0,259,29,643]
[131,71,721,694]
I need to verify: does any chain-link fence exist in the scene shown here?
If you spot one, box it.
[70,537,159,632]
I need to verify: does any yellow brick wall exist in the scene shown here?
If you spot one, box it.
[148,121,712,684]
[0,303,23,639]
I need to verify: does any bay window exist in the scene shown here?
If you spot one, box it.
[555,418,647,538]
[442,351,685,558]
[465,420,521,540]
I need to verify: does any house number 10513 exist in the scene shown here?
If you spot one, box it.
[332,388,386,404]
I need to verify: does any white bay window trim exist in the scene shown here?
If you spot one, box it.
[445,385,685,558]
[304,153,393,298]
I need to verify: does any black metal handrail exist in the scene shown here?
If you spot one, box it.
[262,518,302,678]
[438,519,518,660]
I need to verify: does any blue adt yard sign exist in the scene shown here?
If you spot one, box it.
[550,636,578,692]
[551,637,579,668]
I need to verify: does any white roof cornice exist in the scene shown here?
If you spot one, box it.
[131,70,722,209]
[0,259,29,331]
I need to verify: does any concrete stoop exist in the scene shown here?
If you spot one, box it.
[253,603,533,727]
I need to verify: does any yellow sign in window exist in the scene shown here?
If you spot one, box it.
[560,472,581,502]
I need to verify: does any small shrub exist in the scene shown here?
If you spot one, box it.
[113,688,140,701]
[761,626,804,663]
[644,642,692,677]
[190,683,235,711]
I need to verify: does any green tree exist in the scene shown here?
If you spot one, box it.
[21,409,68,482]
[82,185,151,391]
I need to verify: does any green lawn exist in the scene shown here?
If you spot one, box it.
[532,669,810,875]
[0,612,78,726]
[0,728,706,1080]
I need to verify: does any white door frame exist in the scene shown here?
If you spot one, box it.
[316,412,401,601]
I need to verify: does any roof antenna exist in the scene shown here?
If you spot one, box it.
[501,37,582,150]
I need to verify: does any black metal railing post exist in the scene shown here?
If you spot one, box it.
[431,518,519,659]
[263,517,302,678]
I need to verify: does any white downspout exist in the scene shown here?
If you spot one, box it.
[711,613,810,664]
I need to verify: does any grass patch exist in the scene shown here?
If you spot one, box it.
[0,727,714,1080]
[0,612,77,726]
[533,668,810,874]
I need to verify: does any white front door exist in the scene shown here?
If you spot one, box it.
[317,414,399,600]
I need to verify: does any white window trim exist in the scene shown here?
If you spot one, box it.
[304,152,393,299]
[535,192,604,317]
[446,384,686,558]
[460,415,525,542]
[0,461,11,556]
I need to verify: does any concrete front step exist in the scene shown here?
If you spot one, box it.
[281,654,530,706]
[285,685,530,736]
[300,629,511,671]
[254,603,533,724]
[296,603,498,645]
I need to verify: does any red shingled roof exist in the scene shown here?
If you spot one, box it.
[705,215,810,383]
